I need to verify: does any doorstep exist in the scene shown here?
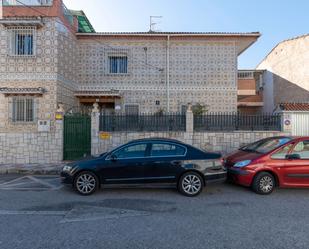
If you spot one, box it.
[0,163,67,175]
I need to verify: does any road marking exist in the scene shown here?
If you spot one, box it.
[0,188,51,191]
[26,176,59,189]
[0,176,28,186]
[60,206,151,224]
[0,205,152,223]
[0,175,63,191]
[60,212,150,223]
[0,210,66,216]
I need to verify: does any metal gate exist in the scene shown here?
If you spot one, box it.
[63,114,91,160]
[291,112,309,136]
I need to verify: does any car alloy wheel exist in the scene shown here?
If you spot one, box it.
[259,176,273,193]
[252,172,275,195]
[179,172,203,197]
[75,172,98,195]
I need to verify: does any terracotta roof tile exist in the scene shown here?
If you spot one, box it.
[279,103,309,111]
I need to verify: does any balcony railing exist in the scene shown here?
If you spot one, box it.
[2,0,53,6]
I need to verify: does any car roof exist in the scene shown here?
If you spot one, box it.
[127,137,186,144]
[291,136,309,140]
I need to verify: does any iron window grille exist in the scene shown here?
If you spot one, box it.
[11,97,35,123]
[104,49,131,76]
[108,56,128,74]
[7,26,36,57]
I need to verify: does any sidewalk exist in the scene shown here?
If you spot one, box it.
[0,163,66,175]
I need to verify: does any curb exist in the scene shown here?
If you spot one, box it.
[0,166,64,175]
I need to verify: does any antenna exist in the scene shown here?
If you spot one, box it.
[149,16,162,32]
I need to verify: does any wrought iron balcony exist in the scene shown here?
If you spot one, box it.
[2,0,53,6]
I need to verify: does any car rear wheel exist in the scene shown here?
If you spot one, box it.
[178,172,203,197]
[252,172,275,195]
[74,171,99,195]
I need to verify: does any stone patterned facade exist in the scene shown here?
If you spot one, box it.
[0,16,73,163]
[0,18,79,132]
[77,38,238,113]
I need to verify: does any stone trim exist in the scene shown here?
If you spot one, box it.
[0,87,46,96]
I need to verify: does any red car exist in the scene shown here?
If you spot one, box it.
[224,136,309,195]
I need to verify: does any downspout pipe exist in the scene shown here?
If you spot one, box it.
[166,35,170,113]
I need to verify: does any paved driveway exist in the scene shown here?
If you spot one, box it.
[0,174,309,249]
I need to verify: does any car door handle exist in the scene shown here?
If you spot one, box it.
[171,161,181,166]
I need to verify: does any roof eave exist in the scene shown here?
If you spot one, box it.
[76,32,261,37]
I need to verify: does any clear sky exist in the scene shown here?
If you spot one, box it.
[63,0,309,69]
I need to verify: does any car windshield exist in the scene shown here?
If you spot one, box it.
[241,137,292,154]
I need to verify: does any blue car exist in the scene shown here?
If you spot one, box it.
[61,138,226,197]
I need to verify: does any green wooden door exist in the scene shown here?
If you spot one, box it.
[63,114,91,160]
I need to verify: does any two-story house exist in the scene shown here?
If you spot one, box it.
[0,0,260,130]
[0,0,263,164]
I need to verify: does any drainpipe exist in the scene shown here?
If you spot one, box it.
[166,35,170,113]
[0,0,3,20]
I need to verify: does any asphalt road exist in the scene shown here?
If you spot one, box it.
[0,174,309,249]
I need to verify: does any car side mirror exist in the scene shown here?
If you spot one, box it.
[285,154,301,160]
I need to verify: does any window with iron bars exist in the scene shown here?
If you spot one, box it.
[11,97,35,123]
[108,56,128,74]
[7,27,36,56]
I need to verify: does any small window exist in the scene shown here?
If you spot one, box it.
[271,144,293,159]
[8,27,36,56]
[113,143,147,159]
[291,141,309,159]
[109,56,128,74]
[151,143,186,157]
[12,97,35,123]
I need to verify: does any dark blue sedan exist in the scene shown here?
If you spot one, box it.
[61,138,226,197]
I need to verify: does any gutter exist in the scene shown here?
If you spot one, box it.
[76,32,261,37]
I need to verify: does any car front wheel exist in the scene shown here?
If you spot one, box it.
[178,172,204,197]
[252,172,275,195]
[74,171,99,195]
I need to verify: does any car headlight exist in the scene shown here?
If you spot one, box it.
[234,160,251,168]
[62,165,73,172]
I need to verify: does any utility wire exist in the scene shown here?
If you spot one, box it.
[13,0,164,71]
